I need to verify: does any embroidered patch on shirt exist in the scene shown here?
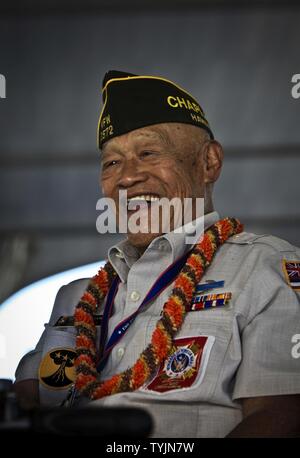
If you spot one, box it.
[144,336,214,393]
[39,347,76,390]
[283,260,300,291]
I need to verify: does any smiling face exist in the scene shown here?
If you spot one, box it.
[100,122,223,253]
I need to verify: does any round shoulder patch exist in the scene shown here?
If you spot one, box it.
[39,347,76,390]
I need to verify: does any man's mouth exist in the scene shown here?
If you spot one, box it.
[127,194,160,211]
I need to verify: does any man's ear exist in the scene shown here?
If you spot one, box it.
[203,140,224,184]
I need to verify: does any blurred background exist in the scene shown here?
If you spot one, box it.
[0,0,299,376]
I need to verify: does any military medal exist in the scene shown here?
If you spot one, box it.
[191,292,232,310]
[190,279,231,310]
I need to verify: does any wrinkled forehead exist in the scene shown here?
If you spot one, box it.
[101,123,177,155]
[101,122,205,157]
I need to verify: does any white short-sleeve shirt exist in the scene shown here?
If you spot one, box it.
[15,212,300,437]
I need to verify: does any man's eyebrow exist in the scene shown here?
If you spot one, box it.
[101,145,124,159]
[134,129,174,149]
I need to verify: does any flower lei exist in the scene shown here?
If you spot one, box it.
[74,217,243,400]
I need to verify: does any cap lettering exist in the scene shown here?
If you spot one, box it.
[167,96,203,115]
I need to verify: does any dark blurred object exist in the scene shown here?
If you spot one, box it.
[0,379,20,424]
[0,236,30,303]
[0,379,152,437]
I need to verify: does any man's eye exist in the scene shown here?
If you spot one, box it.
[140,151,155,158]
[103,160,118,169]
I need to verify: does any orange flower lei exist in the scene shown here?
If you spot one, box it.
[74,217,243,400]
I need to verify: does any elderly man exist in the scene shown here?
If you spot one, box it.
[15,71,300,437]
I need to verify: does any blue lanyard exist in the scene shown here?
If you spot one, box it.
[96,249,191,372]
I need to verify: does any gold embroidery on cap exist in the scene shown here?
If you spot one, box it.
[167,95,203,114]
[190,113,209,126]
[99,113,114,143]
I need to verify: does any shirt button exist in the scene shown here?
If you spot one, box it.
[117,347,125,359]
[130,291,140,301]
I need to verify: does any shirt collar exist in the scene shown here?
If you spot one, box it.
[163,210,219,261]
[108,211,220,283]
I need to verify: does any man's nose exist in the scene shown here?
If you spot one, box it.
[117,159,148,188]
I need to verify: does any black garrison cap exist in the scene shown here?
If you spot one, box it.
[97,70,213,148]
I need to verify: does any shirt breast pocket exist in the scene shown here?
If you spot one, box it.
[143,309,233,401]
